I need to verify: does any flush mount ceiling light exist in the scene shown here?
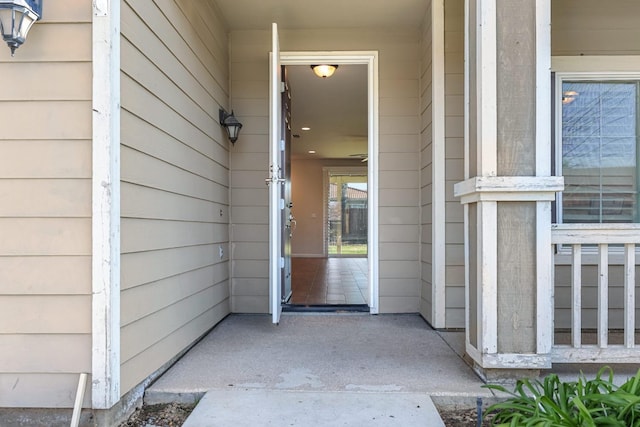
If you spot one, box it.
[310,64,338,79]
[0,0,42,56]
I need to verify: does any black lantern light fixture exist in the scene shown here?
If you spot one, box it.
[0,0,42,56]
[219,108,243,144]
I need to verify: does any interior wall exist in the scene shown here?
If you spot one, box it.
[119,0,231,395]
[291,158,363,257]
[230,29,422,313]
[0,1,93,408]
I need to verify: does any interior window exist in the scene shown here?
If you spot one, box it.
[560,80,640,223]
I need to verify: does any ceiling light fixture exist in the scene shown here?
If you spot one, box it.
[301,127,311,131]
[310,64,338,79]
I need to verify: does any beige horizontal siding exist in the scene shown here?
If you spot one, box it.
[552,0,640,55]
[120,0,230,396]
[0,140,90,178]
[0,2,92,408]
[441,0,466,328]
[554,263,640,329]
[0,374,91,408]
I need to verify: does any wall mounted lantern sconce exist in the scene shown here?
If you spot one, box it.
[219,108,243,144]
[310,64,338,78]
[0,0,42,56]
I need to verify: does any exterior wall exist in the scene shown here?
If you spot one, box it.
[443,0,465,328]
[552,0,640,55]
[551,1,640,329]
[419,1,434,322]
[119,0,231,395]
[291,159,364,257]
[419,0,465,328]
[0,2,93,408]
[230,29,421,314]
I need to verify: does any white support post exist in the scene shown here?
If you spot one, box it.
[92,0,121,409]
[431,0,446,328]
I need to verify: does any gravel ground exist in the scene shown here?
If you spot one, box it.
[119,403,195,427]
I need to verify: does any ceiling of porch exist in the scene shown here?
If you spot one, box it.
[213,0,427,159]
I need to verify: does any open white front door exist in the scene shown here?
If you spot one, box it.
[269,23,283,324]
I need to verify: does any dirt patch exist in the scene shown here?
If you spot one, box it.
[119,402,196,427]
[439,407,495,426]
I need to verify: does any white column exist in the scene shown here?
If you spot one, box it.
[92,0,121,409]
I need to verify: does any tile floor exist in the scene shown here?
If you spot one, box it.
[289,257,368,305]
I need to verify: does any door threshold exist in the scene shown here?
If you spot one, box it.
[283,304,370,313]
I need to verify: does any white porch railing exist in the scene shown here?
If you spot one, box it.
[551,224,640,363]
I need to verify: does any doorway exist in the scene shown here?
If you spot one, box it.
[278,53,378,310]
[326,169,368,257]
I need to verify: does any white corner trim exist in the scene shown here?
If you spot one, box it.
[477,0,497,176]
[92,0,121,409]
[478,201,498,355]
[463,0,470,181]
[536,201,553,354]
[535,0,551,176]
[431,0,446,329]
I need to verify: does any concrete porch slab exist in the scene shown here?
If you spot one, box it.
[146,314,490,402]
[146,313,493,423]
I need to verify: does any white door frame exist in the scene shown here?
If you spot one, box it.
[280,51,379,314]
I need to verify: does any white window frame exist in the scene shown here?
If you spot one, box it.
[552,56,640,261]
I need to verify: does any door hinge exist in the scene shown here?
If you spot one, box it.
[280,257,285,268]
[280,81,285,93]
[280,199,285,210]
[280,139,285,151]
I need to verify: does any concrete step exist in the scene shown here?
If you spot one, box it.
[182,388,445,427]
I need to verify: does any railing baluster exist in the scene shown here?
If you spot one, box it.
[598,244,608,349]
[551,224,640,363]
[624,243,635,348]
[571,244,581,349]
